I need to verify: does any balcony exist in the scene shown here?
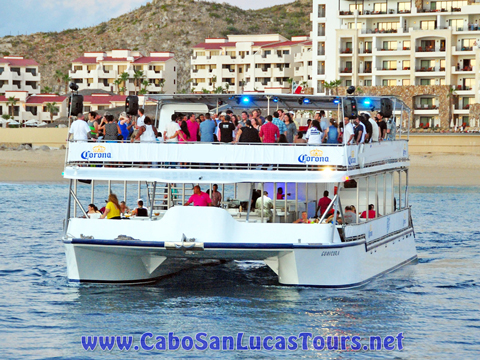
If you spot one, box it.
[340,48,353,54]
[339,68,353,75]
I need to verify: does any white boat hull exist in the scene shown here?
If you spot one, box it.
[63,227,416,287]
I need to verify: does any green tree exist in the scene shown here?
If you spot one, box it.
[214,86,223,94]
[61,72,71,94]
[41,86,53,94]
[133,70,145,95]
[114,79,122,94]
[45,102,59,122]
[117,72,130,94]
[201,88,210,94]
[329,79,342,95]
[6,96,17,118]
[286,78,294,93]
[158,78,166,93]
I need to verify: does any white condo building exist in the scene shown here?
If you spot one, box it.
[191,34,312,94]
[312,0,480,127]
[0,56,41,94]
[69,50,177,95]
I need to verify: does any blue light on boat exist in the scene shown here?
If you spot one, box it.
[241,96,250,104]
[363,98,372,106]
[333,98,341,104]
[303,98,311,104]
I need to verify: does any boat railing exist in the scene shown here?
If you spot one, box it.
[65,140,409,172]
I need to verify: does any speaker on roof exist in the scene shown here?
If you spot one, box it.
[381,98,393,118]
[125,96,139,116]
[343,97,357,118]
[69,94,84,117]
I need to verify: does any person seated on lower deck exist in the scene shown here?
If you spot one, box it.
[343,206,356,224]
[293,211,310,224]
[100,194,121,219]
[184,185,212,207]
[120,201,130,215]
[360,204,376,219]
[87,204,102,219]
[255,191,273,221]
[131,199,148,217]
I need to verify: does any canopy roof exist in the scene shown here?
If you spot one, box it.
[145,94,411,113]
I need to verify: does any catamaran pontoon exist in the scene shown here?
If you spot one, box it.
[62,94,417,287]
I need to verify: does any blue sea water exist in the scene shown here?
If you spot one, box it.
[0,183,479,359]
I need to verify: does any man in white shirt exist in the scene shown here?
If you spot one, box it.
[368,114,380,142]
[68,113,90,141]
[136,108,145,127]
[343,116,355,145]
[164,114,181,142]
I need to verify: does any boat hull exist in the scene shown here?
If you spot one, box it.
[63,226,416,287]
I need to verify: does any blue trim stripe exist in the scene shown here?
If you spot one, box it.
[67,238,365,250]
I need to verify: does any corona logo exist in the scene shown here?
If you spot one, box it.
[81,145,112,160]
[298,148,330,164]
[93,145,106,153]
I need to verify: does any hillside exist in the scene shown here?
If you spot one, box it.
[0,0,312,92]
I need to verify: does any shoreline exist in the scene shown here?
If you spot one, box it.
[1,150,479,187]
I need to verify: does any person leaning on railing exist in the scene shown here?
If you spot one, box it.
[164,114,182,142]
[134,117,158,142]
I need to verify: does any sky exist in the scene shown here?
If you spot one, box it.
[0,0,294,37]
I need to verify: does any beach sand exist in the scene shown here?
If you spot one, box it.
[0,150,479,186]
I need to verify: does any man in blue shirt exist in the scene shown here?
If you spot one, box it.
[272,111,287,137]
[199,114,216,142]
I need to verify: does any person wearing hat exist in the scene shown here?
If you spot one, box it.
[131,199,148,217]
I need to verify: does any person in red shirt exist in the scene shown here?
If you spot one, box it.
[360,204,377,219]
[184,185,212,207]
[315,190,332,218]
[186,113,199,141]
[259,115,280,143]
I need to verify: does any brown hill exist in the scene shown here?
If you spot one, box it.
[0,0,312,92]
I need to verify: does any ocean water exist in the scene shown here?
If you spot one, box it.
[0,183,479,359]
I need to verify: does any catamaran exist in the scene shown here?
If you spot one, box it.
[62,94,417,287]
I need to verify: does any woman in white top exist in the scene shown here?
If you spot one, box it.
[305,120,323,145]
[87,204,102,219]
[135,117,158,142]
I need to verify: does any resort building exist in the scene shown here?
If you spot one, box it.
[0,91,68,123]
[69,50,177,95]
[190,34,312,94]
[0,56,41,94]
[311,0,480,128]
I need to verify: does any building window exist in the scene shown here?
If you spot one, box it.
[195,51,205,57]
[348,22,361,29]
[403,40,411,50]
[440,78,446,85]
[364,80,372,86]
[432,1,467,11]
[26,106,38,116]
[26,81,37,89]
[449,19,463,30]
[420,21,436,30]
[11,67,21,76]
[382,60,397,70]
[420,79,432,85]
[0,67,4,75]
[349,4,363,13]
[382,79,397,86]
[318,4,326,17]
[420,60,435,70]
[345,80,352,86]
[374,3,387,13]
[26,68,37,76]
[73,65,82,72]
[402,79,410,85]
[382,41,397,51]
[462,39,475,50]
[402,60,410,70]
[282,50,290,55]
[398,2,411,12]
[377,22,398,31]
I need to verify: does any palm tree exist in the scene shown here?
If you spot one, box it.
[211,75,217,89]
[6,96,17,118]
[41,86,53,94]
[141,80,150,94]
[158,78,166,94]
[61,72,71,94]
[118,72,130,94]
[447,86,458,128]
[300,80,309,93]
[45,102,59,122]
[224,82,230,94]
[114,79,122,94]
[323,81,332,96]
[133,70,145,95]
[330,79,342,95]
[214,86,223,94]
[201,88,210,94]
[286,78,294,93]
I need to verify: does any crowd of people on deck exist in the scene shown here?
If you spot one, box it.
[68,107,397,145]
[90,186,377,225]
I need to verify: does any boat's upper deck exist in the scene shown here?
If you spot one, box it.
[64,94,411,183]
[64,140,409,183]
